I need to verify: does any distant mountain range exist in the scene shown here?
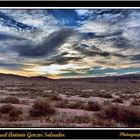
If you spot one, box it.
[0,73,140,83]
[0,73,51,81]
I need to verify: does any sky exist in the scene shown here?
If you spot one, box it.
[0,9,140,79]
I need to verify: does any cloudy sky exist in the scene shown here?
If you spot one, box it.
[0,9,140,79]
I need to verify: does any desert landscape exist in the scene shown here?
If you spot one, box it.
[0,9,140,128]
[0,73,140,127]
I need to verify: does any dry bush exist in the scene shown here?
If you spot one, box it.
[112,98,123,103]
[131,99,140,106]
[98,105,140,126]
[70,115,91,123]
[55,100,69,108]
[101,93,112,98]
[98,105,119,119]
[8,107,23,121]
[96,93,112,98]
[55,100,85,109]
[124,90,132,94]
[102,100,112,106]
[119,94,128,100]
[1,96,20,104]
[30,98,55,117]
[92,118,116,127]
[0,104,14,113]
[67,101,85,109]
[79,92,91,98]
[85,101,102,111]
[48,94,62,101]
[43,93,62,101]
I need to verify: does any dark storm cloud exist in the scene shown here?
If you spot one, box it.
[11,28,76,57]
[106,36,131,49]
[50,56,83,65]
[42,52,83,65]
[130,54,140,61]
[74,43,126,58]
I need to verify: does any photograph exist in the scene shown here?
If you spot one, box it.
[0,7,140,129]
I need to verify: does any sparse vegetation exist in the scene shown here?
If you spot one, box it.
[69,115,91,123]
[97,93,112,98]
[30,98,55,117]
[98,105,140,126]
[8,107,23,121]
[112,98,123,103]
[68,101,85,109]
[92,118,116,127]
[43,93,62,101]
[1,96,20,104]
[0,73,140,127]
[0,104,14,113]
[55,100,85,109]
[85,101,102,111]
[55,100,69,108]
[131,99,140,106]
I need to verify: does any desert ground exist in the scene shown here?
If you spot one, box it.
[0,73,140,127]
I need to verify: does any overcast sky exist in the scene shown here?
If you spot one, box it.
[0,9,140,78]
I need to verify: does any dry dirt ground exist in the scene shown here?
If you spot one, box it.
[0,74,140,127]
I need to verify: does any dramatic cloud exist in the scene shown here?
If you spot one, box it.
[11,28,76,57]
[0,9,140,78]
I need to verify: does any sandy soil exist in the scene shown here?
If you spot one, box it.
[0,73,140,127]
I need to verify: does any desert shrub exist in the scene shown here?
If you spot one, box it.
[43,93,62,101]
[0,104,14,113]
[30,98,55,117]
[124,90,132,94]
[102,100,112,106]
[99,93,112,98]
[131,99,140,106]
[92,118,116,127]
[85,101,102,111]
[70,115,91,123]
[49,94,62,101]
[79,93,91,98]
[119,95,127,99]
[98,105,140,126]
[98,105,119,119]
[55,100,69,108]
[1,96,20,104]
[56,100,85,109]
[112,98,123,103]
[8,108,23,121]
[67,101,85,109]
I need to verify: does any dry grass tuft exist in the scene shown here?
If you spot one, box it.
[30,98,55,117]
[112,98,123,103]
[43,93,62,101]
[55,100,85,109]
[92,118,116,127]
[98,105,140,126]
[0,104,14,114]
[85,101,102,111]
[131,99,140,106]
[69,115,91,123]
[1,96,20,104]
[8,107,23,121]
[94,93,113,98]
